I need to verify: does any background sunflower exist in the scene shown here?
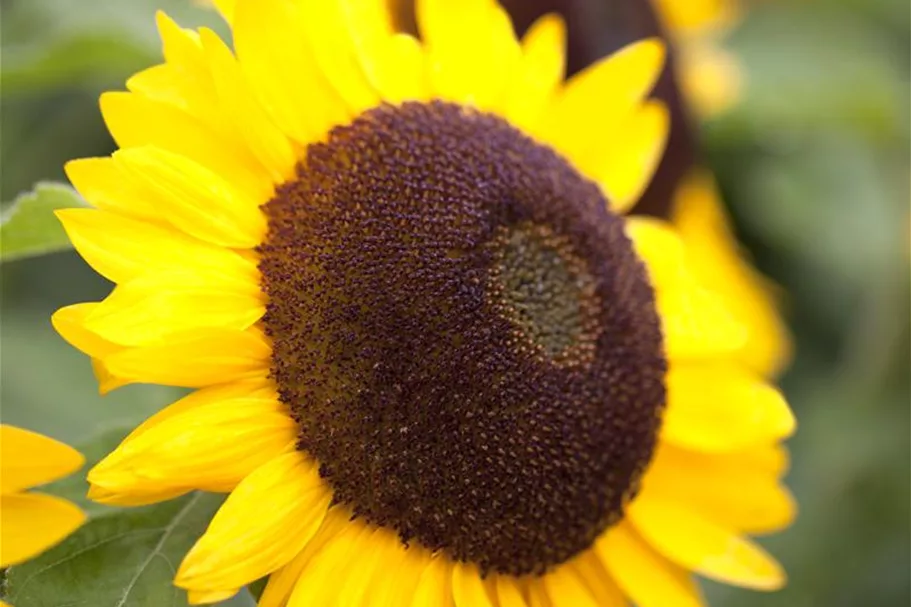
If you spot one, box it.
[0,0,908,606]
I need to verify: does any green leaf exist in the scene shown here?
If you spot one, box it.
[3,492,234,606]
[0,182,87,262]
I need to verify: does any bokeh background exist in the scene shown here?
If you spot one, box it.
[1,0,909,605]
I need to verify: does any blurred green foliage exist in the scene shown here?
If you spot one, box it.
[0,0,908,605]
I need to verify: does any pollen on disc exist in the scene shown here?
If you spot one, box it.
[258,101,666,576]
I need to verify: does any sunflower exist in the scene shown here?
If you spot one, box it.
[53,0,795,605]
[0,425,85,574]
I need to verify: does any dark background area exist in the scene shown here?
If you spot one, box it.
[1,0,908,605]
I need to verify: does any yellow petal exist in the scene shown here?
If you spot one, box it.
[89,397,295,496]
[122,378,275,444]
[0,492,85,567]
[417,0,519,109]
[198,28,297,183]
[452,562,494,607]
[65,157,160,221]
[52,303,123,361]
[113,146,266,249]
[593,101,669,213]
[0,426,84,494]
[302,0,382,115]
[662,362,795,451]
[286,519,374,606]
[677,43,743,118]
[625,217,748,359]
[362,33,429,104]
[542,565,599,607]
[233,0,348,145]
[628,498,786,590]
[102,327,270,388]
[209,0,236,24]
[91,357,130,395]
[641,444,797,534]
[494,574,528,607]
[258,507,354,607]
[176,452,331,591]
[671,171,791,376]
[56,207,259,286]
[540,39,664,164]
[569,551,627,606]
[597,522,705,607]
[503,13,566,133]
[527,580,554,607]
[99,91,273,203]
[187,587,240,604]
[85,271,264,347]
[411,554,454,607]
[87,483,189,507]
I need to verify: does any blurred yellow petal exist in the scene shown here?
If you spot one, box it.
[642,444,798,534]
[662,362,795,451]
[542,565,599,607]
[504,13,566,132]
[671,172,792,376]
[593,101,669,213]
[541,39,664,164]
[0,426,84,494]
[187,587,239,604]
[625,218,748,359]
[176,452,331,591]
[411,554,454,607]
[629,498,786,590]
[52,303,124,361]
[0,492,85,567]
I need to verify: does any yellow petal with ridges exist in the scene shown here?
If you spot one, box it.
[122,378,275,445]
[540,39,664,162]
[85,272,264,347]
[102,327,269,388]
[594,101,669,213]
[302,0,382,116]
[56,208,258,286]
[0,492,85,567]
[625,217,748,359]
[258,508,354,607]
[0,426,84,494]
[662,361,795,451]
[597,523,705,607]
[198,28,297,183]
[233,0,348,145]
[65,157,161,221]
[99,91,273,203]
[176,452,331,591]
[452,561,494,607]
[628,498,786,590]
[504,13,566,133]
[52,303,123,361]
[113,146,266,249]
[286,520,374,607]
[89,397,295,495]
[87,483,189,507]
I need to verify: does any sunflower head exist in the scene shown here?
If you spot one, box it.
[52,0,795,605]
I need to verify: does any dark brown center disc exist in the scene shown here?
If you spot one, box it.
[258,101,666,576]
